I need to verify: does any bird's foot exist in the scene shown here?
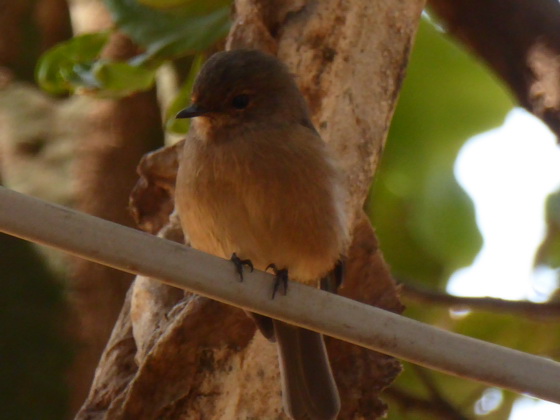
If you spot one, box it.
[266,264,289,299]
[230,253,253,281]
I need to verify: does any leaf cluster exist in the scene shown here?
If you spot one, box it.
[36,0,230,131]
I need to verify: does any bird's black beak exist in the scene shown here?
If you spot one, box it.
[176,104,208,119]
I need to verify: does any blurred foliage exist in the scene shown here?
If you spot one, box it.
[37,32,114,95]
[104,0,230,63]
[36,0,230,98]
[376,17,560,419]
[370,18,514,287]
[386,361,518,420]
[385,307,560,419]
[0,234,71,420]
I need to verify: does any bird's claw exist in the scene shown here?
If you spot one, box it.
[266,263,289,299]
[231,253,253,281]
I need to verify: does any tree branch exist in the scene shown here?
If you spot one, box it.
[428,0,560,138]
[401,282,560,321]
[1,186,560,404]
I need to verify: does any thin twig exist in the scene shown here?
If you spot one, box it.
[1,186,560,403]
[400,282,560,321]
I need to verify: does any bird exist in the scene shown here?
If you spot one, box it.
[174,49,349,420]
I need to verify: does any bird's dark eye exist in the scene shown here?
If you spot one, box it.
[231,94,250,109]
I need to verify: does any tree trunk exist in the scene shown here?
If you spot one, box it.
[67,32,165,417]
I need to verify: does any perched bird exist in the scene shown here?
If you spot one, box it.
[175,49,349,420]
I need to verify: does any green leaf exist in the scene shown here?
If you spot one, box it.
[38,1,229,97]
[92,61,156,96]
[370,17,514,286]
[36,31,157,97]
[165,53,205,134]
[103,0,231,63]
[36,32,110,94]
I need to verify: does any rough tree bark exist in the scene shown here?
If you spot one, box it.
[77,0,424,419]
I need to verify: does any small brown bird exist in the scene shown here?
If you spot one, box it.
[175,49,349,420]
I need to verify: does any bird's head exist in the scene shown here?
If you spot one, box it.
[177,49,312,139]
